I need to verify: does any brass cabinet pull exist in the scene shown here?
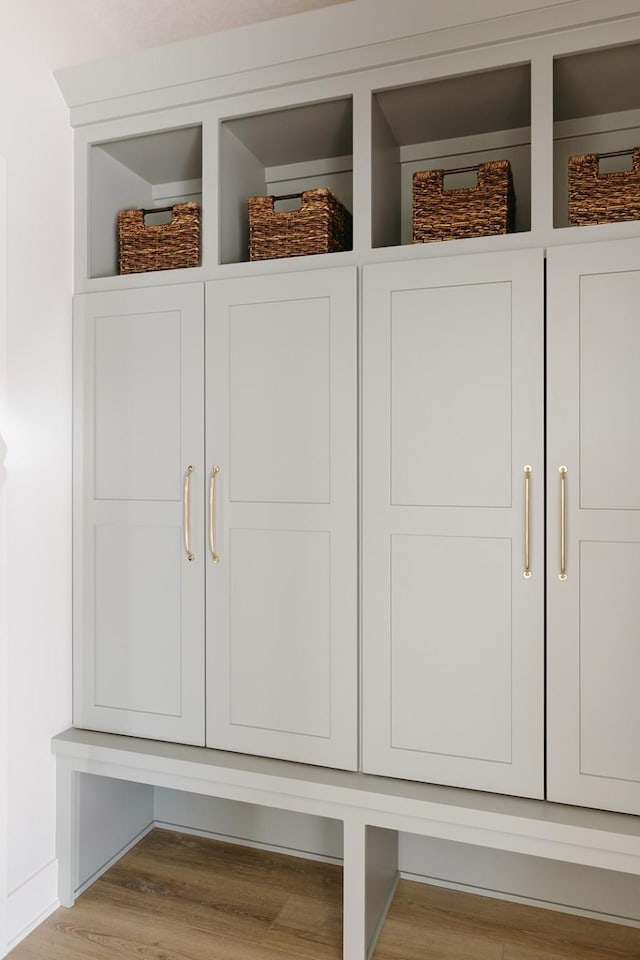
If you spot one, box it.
[559,466,567,581]
[524,466,532,579]
[183,465,195,562]
[209,466,221,563]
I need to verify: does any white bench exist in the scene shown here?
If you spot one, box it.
[53,728,640,960]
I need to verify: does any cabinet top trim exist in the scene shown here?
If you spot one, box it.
[55,0,640,127]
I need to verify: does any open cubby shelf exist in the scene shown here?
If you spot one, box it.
[554,41,640,228]
[84,40,640,282]
[89,125,203,279]
[219,97,353,265]
[372,63,532,249]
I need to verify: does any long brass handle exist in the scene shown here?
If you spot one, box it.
[524,466,532,579]
[209,466,221,564]
[559,466,567,581]
[183,465,195,562]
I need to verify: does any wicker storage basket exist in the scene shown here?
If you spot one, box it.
[248,188,352,261]
[118,202,200,274]
[413,160,515,243]
[568,148,640,226]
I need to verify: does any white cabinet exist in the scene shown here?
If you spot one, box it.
[73,284,206,744]
[73,242,640,811]
[205,269,358,769]
[547,239,640,816]
[74,269,358,768]
[362,250,545,798]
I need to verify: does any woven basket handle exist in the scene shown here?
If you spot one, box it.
[269,192,306,212]
[140,205,178,226]
[595,148,640,172]
[442,163,480,189]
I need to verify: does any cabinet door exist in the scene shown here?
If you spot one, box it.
[362,250,544,797]
[548,239,640,815]
[206,268,357,770]
[74,285,205,745]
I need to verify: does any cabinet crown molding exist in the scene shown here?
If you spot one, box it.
[54,0,640,125]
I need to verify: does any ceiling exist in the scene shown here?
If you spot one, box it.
[75,0,351,49]
[23,0,352,71]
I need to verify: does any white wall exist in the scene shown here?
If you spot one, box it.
[0,15,73,951]
[0,153,9,959]
[0,6,173,950]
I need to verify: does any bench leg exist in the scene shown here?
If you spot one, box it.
[363,825,399,957]
[55,759,78,908]
[343,819,399,960]
[343,817,368,960]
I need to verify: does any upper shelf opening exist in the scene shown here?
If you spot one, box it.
[219,98,353,265]
[98,127,202,184]
[554,42,640,122]
[224,99,352,168]
[371,64,532,249]
[90,125,203,279]
[553,42,640,228]
[375,64,531,146]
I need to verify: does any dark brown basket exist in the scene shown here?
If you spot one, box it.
[248,188,352,261]
[413,160,515,243]
[568,148,640,226]
[118,202,200,274]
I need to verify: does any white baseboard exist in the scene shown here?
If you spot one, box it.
[7,859,59,952]
[400,870,640,930]
[153,819,343,866]
[75,822,155,898]
[4,823,155,954]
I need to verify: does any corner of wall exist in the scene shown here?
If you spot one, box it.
[0,151,8,960]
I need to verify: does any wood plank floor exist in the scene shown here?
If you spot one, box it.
[8,828,640,959]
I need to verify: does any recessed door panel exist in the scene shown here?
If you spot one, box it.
[95,524,182,716]
[229,529,331,738]
[580,271,640,511]
[580,540,640,783]
[391,534,511,763]
[95,310,182,501]
[229,298,330,504]
[391,283,512,508]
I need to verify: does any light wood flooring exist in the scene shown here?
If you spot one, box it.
[8,828,640,960]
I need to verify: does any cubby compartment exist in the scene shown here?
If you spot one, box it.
[219,97,352,264]
[371,64,531,249]
[89,125,203,278]
[554,41,640,228]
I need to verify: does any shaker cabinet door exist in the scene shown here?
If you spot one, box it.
[73,284,205,745]
[362,250,544,798]
[205,268,358,770]
[547,239,640,816]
